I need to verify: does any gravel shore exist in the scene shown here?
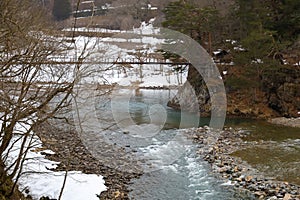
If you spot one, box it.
[269,117,300,128]
[34,120,142,200]
[187,127,300,200]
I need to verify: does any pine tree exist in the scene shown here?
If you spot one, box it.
[52,0,71,21]
[162,0,219,52]
[232,0,300,65]
[271,0,300,41]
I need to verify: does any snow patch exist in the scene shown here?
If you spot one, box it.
[19,171,106,200]
[3,121,106,200]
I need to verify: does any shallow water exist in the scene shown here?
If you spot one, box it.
[228,120,300,185]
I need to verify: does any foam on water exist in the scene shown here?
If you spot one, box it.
[129,131,254,200]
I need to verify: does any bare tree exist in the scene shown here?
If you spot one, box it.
[0,0,86,198]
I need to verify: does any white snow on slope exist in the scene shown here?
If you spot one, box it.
[62,21,187,87]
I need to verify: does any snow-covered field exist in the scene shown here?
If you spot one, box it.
[60,21,188,87]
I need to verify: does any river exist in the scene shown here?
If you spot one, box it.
[92,88,299,199]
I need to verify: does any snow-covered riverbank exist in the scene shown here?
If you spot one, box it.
[3,122,106,200]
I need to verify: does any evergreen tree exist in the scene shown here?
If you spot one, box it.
[234,0,300,48]
[232,0,298,65]
[52,0,71,21]
[162,0,219,52]
[270,0,300,41]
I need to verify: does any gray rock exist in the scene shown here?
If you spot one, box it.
[267,196,278,200]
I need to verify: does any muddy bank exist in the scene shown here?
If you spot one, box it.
[187,127,300,200]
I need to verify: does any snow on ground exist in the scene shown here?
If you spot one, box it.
[63,27,128,33]
[2,121,106,200]
[60,21,188,87]
[19,170,106,200]
[64,19,160,35]
[49,19,188,87]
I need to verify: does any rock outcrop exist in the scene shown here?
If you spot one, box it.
[262,67,300,117]
[168,65,300,118]
[167,66,211,115]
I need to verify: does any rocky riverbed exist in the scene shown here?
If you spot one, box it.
[187,127,300,200]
